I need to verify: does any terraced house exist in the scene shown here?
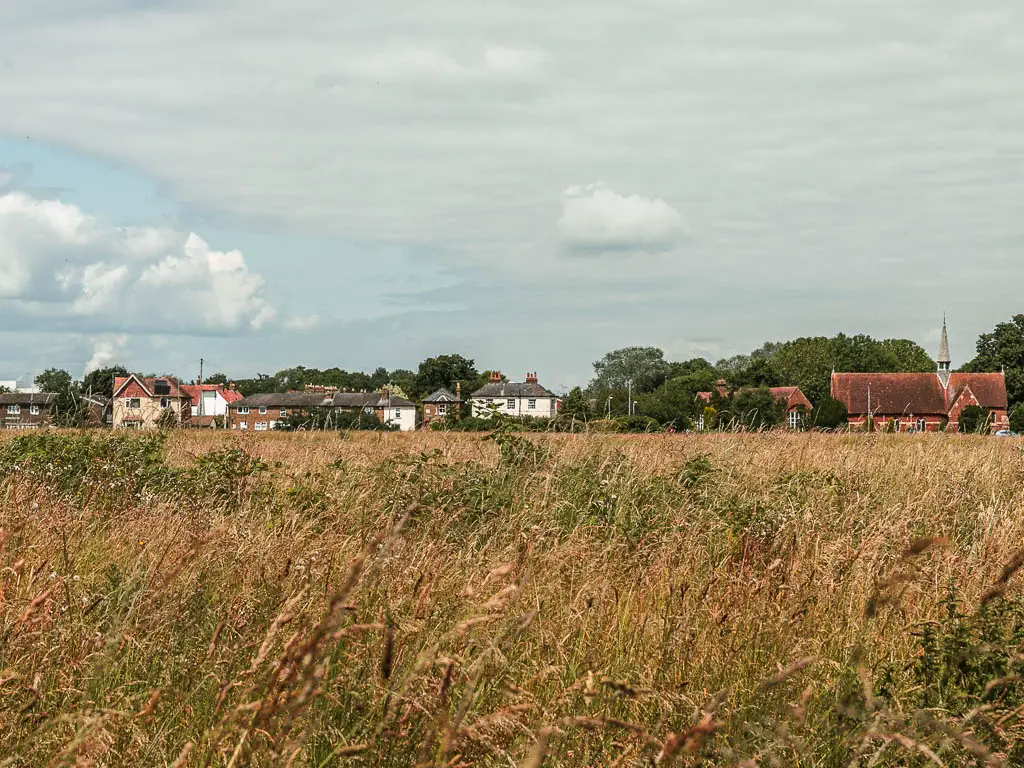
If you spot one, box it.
[112,375,192,429]
[228,387,417,431]
[0,392,54,430]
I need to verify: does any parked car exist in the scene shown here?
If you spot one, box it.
[994,429,1015,437]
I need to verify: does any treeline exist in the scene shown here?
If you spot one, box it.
[18,313,1024,432]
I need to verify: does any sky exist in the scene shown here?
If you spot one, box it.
[1,0,1023,391]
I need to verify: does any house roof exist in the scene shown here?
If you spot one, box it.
[696,386,812,410]
[231,391,416,409]
[333,392,416,408]
[113,375,189,399]
[0,392,55,406]
[423,388,460,403]
[180,384,245,406]
[830,372,1008,415]
[471,381,555,398]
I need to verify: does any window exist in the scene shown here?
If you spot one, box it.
[528,398,537,410]
[30,405,40,416]
[364,406,374,414]
[506,398,515,410]
[237,407,250,415]
[258,406,267,415]
[255,422,268,431]
[438,403,447,415]
[486,398,493,405]
[280,408,288,417]
[917,418,927,432]
[239,421,248,430]
[394,408,401,419]
[788,410,800,429]
[7,404,20,415]
[125,398,141,409]
[893,419,901,432]
[160,397,171,409]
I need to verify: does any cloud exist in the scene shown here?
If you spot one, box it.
[84,335,128,375]
[283,314,323,332]
[558,183,687,252]
[0,191,274,335]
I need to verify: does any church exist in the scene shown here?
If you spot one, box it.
[830,320,1009,433]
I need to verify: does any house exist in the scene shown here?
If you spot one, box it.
[112,375,192,429]
[181,381,245,427]
[830,319,1009,433]
[470,372,559,419]
[81,394,112,427]
[696,380,813,429]
[422,385,462,426]
[0,392,55,430]
[227,387,418,431]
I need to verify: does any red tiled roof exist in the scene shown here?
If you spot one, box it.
[948,373,1008,409]
[769,387,814,411]
[830,372,1007,415]
[180,384,245,406]
[113,375,189,399]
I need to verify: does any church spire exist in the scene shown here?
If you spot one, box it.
[937,314,951,387]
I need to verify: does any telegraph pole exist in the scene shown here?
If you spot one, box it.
[198,358,204,419]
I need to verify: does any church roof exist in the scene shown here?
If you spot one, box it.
[830,372,1007,415]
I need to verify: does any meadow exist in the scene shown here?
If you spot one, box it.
[1,427,1023,766]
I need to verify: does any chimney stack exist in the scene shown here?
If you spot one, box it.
[489,371,501,383]
[526,372,538,384]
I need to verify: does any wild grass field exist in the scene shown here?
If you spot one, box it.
[1,427,1023,766]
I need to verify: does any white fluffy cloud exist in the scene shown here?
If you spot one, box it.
[84,335,128,376]
[558,183,686,252]
[0,192,275,334]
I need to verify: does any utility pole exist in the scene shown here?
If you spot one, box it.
[198,357,204,419]
[627,379,633,417]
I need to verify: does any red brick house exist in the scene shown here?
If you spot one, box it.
[697,380,813,429]
[830,320,1009,433]
[112,375,192,429]
[0,392,55,430]
[422,385,462,427]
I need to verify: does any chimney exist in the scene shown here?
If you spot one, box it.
[526,372,538,384]
[456,381,462,401]
[715,379,728,397]
[489,371,501,383]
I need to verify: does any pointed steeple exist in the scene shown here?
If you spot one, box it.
[938,314,951,365]
[937,315,951,388]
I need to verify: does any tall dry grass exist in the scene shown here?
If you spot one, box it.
[1,428,1023,766]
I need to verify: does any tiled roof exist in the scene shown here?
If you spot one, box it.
[768,387,814,411]
[113,375,189,399]
[830,372,1007,415]
[0,392,55,406]
[471,381,554,398]
[948,373,1008,409]
[181,384,245,406]
[423,388,459,403]
[333,392,416,408]
[232,391,416,409]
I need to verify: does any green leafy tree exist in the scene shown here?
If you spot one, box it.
[204,372,229,386]
[811,396,848,430]
[962,314,1024,408]
[720,387,786,430]
[413,354,478,400]
[1009,407,1024,434]
[35,369,74,394]
[591,347,670,394]
[82,365,129,397]
[958,405,990,435]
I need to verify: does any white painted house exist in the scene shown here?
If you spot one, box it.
[471,372,560,419]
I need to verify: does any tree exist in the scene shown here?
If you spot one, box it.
[204,372,229,386]
[811,396,848,430]
[1009,407,1024,434]
[962,314,1024,408]
[957,405,990,435]
[413,354,478,400]
[35,369,74,394]
[82,365,129,397]
[720,387,786,430]
[591,347,670,394]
